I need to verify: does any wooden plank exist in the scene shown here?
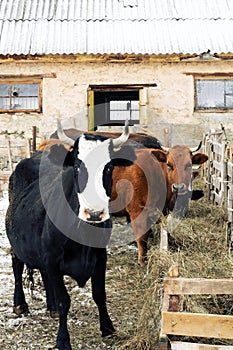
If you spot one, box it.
[212,191,222,205]
[227,163,233,178]
[212,142,223,154]
[162,312,233,339]
[159,264,180,349]
[5,136,13,172]
[212,160,222,171]
[171,341,233,350]
[159,294,170,348]
[212,175,221,188]
[163,277,233,295]
[227,185,233,223]
[32,126,37,155]
[160,226,168,250]
[158,338,170,350]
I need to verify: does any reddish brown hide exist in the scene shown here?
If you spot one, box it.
[111,146,208,267]
[111,148,166,267]
[152,145,208,215]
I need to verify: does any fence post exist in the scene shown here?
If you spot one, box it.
[31,126,37,155]
[227,184,233,250]
[5,135,13,172]
[221,140,227,206]
[159,264,179,350]
[206,136,212,201]
[204,129,233,251]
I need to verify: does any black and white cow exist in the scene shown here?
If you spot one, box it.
[5,120,135,350]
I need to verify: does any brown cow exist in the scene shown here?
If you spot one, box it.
[111,146,208,266]
[154,145,208,216]
[111,148,167,266]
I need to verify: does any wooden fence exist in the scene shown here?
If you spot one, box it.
[159,266,233,350]
[0,127,38,192]
[202,127,233,249]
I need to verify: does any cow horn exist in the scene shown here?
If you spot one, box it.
[190,141,202,153]
[161,141,202,153]
[57,119,75,147]
[112,120,129,149]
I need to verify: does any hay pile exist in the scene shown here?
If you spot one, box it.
[123,180,233,349]
[1,180,232,349]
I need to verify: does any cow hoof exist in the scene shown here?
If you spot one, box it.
[13,304,29,315]
[138,260,146,268]
[55,340,72,350]
[50,310,59,318]
[101,326,115,337]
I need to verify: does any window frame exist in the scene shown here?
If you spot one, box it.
[88,84,156,130]
[0,78,42,113]
[93,89,140,127]
[194,74,233,113]
[106,90,140,124]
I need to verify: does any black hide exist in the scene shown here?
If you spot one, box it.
[5,135,136,350]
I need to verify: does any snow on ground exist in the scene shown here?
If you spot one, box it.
[0,192,140,349]
[0,193,12,296]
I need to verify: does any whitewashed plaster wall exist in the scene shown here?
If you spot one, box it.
[0,59,232,140]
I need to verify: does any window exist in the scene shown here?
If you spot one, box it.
[195,78,233,111]
[110,99,139,121]
[0,80,42,112]
[94,90,139,127]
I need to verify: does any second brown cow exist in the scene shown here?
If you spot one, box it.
[111,145,208,267]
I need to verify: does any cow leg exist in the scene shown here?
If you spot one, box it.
[11,252,29,315]
[131,216,151,267]
[91,253,115,337]
[135,229,152,268]
[40,270,58,318]
[47,268,71,350]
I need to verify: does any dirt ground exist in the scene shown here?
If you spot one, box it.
[0,184,233,350]
[0,197,152,350]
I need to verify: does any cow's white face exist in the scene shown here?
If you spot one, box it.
[76,135,112,223]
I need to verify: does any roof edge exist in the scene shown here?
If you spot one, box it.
[0,53,233,63]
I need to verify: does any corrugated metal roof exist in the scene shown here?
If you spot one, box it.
[1,0,233,20]
[0,0,232,56]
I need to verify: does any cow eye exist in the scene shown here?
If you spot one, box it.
[106,164,113,174]
[74,160,83,175]
[104,163,113,176]
[167,163,172,170]
[75,165,80,173]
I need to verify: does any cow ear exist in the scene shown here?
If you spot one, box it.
[192,152,208,165]
[151,149,167,163]
[47,144,74,166]
[112,145,137,166]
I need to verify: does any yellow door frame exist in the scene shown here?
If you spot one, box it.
[87,86,150,129]
[87,89,95,130]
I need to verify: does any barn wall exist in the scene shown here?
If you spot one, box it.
[0,58,233,142]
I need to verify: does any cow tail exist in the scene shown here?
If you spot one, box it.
[26,267,35,297]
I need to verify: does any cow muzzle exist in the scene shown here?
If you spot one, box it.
[84,208,106,222]
[172,183,188,195]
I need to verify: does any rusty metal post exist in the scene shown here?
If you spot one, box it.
[31,126,37,155]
